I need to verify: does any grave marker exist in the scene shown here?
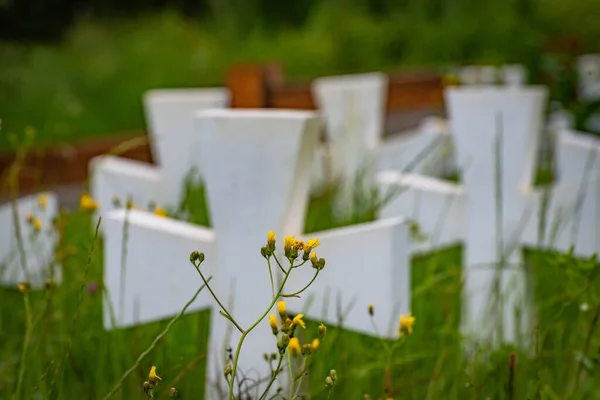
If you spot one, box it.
[90,88,230,217]
[379,86,600,344]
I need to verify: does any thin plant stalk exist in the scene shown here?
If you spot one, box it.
[11,291,32,400]
[103,277,212,400]
[228,262,295,400]
[59,217,102,384]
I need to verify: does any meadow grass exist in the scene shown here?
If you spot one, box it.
[1,167,599,399]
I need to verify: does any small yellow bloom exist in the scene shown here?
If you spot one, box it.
[267,230,276,246]
[284,236,295,253]
[292,314,306,329]
[269,314,278,334]
[368,303,374,316]
[288,337,301,356]
[294,239,304,251]
[399,312,416,335]
[318,323,327,337]
[304,238,320,252]
[32,218,42,232]
[37,194,48,210]
[18,282,28,294]
[126,199,136,210]
[310,251,318,266]
[311,338,320,351]
[149,366,161,383]
[153,207,168,218]
[80,193,98,212]
[277,300,286,316]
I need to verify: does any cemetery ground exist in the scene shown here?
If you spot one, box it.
[0,163,599,399]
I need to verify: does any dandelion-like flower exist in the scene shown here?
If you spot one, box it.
[318,323,327,337]
[37,194,48,210]
[149,366,161,384]
[311,338,320,351]
[267,230,276,247]
[80,193,98,212]
[153,207,168,218]
[398,312,415,336]
[277,300,286,316]
[33,218,42,232]
[310,251,318,267]
[269,314,279,334]
[284,236,295,256]
[288,337,301,356]
[294,239,304,251]
[304,238,320,253]
[18,282,28,294]
[292,314,306,329]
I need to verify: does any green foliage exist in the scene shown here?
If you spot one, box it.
[2,0,600,149]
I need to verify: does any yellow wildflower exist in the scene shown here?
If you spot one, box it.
[37,194,48,210]
[311,338,320,351]
[269,314,278,334]
[149,366,161,384]
[309,251,318,267]
[18,282,28,294]
[318,323,327,337]
[368,303,374,316]
[32,218,42,232]
[304,238,320,253]
[267,230,276,246]
[288,337,301,356]
[153,207,168,218]
[294,239,304,251]
[292,314,306,329]
[399,312,416,335]
[277,300,286,316]
[284,236,295,254]
[80,193,98,212]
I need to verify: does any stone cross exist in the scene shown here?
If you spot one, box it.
[97,109,411,399]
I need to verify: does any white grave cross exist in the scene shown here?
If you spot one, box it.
[91,88,230,217]
[379,86,600,345]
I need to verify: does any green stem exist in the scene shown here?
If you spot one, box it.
[258,355,284,400]
[282,270,319,298]
[228,264,294,400]
[267,258,275,299]
[193,263,244,334]
[12,293,32,400]
[103,277,211,400]
[287,350,294,400]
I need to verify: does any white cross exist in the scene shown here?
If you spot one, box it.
[379,86,600,345]
[97,109,411,399]
[90,87,229,217]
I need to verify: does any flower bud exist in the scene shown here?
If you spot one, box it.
[368,304,374,316]
[190,251,205,265]
[318,323,327,337]
[224,363,233,377]
[143,381,151,394]
[169,387,178,398]
[325,376,334,389]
